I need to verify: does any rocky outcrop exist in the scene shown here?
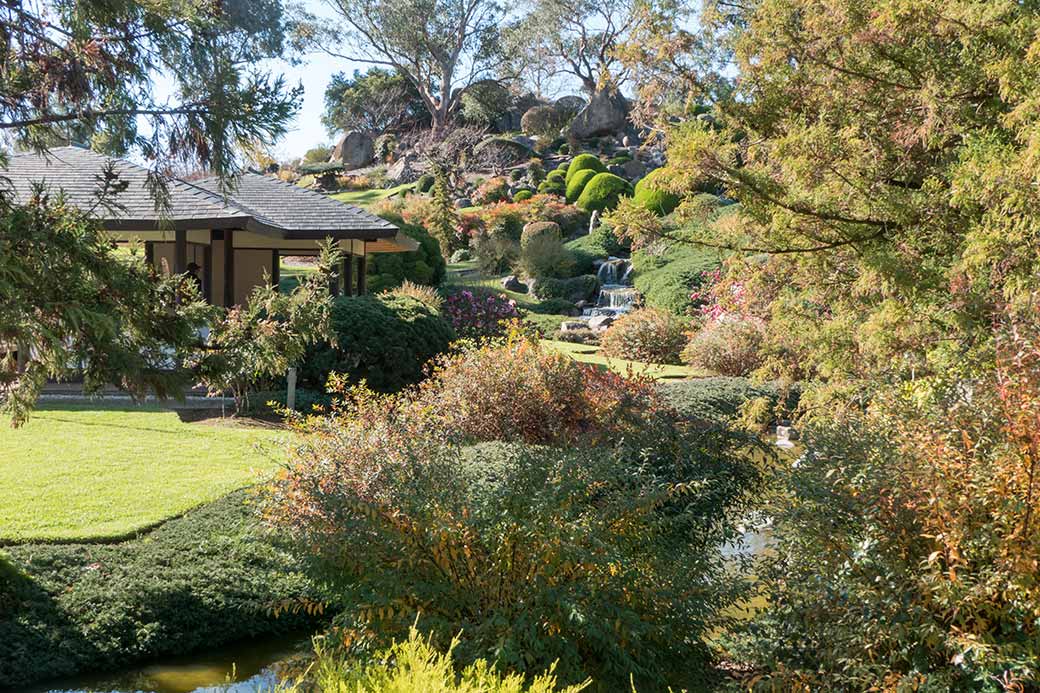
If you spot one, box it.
[331,130,375,169]
[386,153,421,183]
[568,90,629,139]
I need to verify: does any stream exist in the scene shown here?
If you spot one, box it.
[19,631,311,693]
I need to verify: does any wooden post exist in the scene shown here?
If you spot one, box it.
[357,252,367,296]
[271,250,280,290]
[342,256,353,297]
[174,229,187,275]
[203,245,213,303]
[286,367,297,411]
[144,241,154,270]
[223,229,235,307]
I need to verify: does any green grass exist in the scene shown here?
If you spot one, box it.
[330,183,415,206]
[543,340,705,381]
[0,405,287,543]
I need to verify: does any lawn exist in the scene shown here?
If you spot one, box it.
[543,340,705,380]
[330,182,415,207]
[0,404,287,543]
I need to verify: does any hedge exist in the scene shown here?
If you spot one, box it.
[564,153,606,186]
[300,294,455,393]
[0,492,318,689]
[565,168,598,204]
[367,213,446,294]
[531,274,600,302]
[575,172,633,212]
[633,176,681,216]
[657,377,801,427]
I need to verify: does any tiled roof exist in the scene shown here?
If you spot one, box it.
[2,146,395,239]
[192,172,397,238]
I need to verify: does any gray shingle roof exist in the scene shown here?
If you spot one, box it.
[192,172,397,238]
[3,146,395,239]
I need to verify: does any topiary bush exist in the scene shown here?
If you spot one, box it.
[599,307,687,365]
[564,153,606,186]
[300,294,455,393]
[366,213,446,294]
[512,189,533,202]
[517,222,573,279]
[575,172,633,212]
[532,274,599,302]
[633,175,680,216]
[415,174,436,194]
[682,318,765,377]
[564,168,598,203]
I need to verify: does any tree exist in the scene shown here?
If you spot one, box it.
[1,0,300,179]
[0,186,213,426]
[293,0,507,128]
[322,68,430,135]
[611,0,1040,393]
[0,0,301,424]
[509,0,645,96]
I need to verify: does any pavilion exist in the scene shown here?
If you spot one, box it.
[4,145,416,305]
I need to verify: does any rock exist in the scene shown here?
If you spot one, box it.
[555,95,587,117]
[331,130,375,170]
[608,164,625,176]
[621,135,631,147]
[386,153,420,183]
[493,108,524,133]
[588,314,616,331]
[575,300,591,311]
[454,197,473,209]
[569,90,629,139]
[512,135,536,149]
[502,275,528,293]
[560,319,588,332]
[621,158,646,180]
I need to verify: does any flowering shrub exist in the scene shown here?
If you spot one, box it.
[599,307,687,365]
[682,318,765,376]
[443,288,520,338]
[263,339,766,687]
[472,177,511,205]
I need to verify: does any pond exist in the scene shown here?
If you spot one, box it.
[20,631,312,693]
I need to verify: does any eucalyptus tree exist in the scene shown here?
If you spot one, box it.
[294,0,506,129]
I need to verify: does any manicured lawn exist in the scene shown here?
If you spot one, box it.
[330,182,415,206]
[543,339,706,380]
[0,405,287,543]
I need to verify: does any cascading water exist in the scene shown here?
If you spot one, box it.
[580,257,640,320]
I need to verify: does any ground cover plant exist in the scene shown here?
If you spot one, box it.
[0,405,284,543]
[263,338,769,689]
[0,490,317,688]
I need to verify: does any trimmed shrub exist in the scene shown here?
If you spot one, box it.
[0,492,317,689]
[300,294,455,393]
[558,142,570,155]
[518,222,574,279]
[633,175,680,216]
[443,288,521,338]
[532,274,599,302]
[512,189,533,202]
[415,173,436,194]
[575,172,633,212]
[682,318,765,376]
[631,243,720,315]
[508,167,525,183]
[564,153,606,185]
[529,297,576,315]
[608,153,633,165]
[546,169,566,184]
[526,160,545,186]
[564,168,598,203]
[658,377,799,426]
[537,180,564,196]
[599,307,687,365]
[366,213,447,294]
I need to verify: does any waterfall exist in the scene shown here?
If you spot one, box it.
[596,257,631,285]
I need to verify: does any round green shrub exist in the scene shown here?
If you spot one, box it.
[558,142,570,155]
[415,174,436,194]
[512,189,533,202]
[633,176,680,216]
[532,274,600,302]
[300,294,455,393]
[575,172,634,212]
[564,168,598,203]
[367,213,446,294]
[537,179,565,196]
[546,169,566,184]
[556,160,569,171]
[565,153,607,186]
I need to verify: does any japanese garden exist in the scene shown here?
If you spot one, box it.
[2,0,1040,691]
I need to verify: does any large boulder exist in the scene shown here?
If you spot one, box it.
[332,130,375,169]
[386,153,421,183]
[501,275,528,293]
[568,90,629,139]
[554,95,587,117]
